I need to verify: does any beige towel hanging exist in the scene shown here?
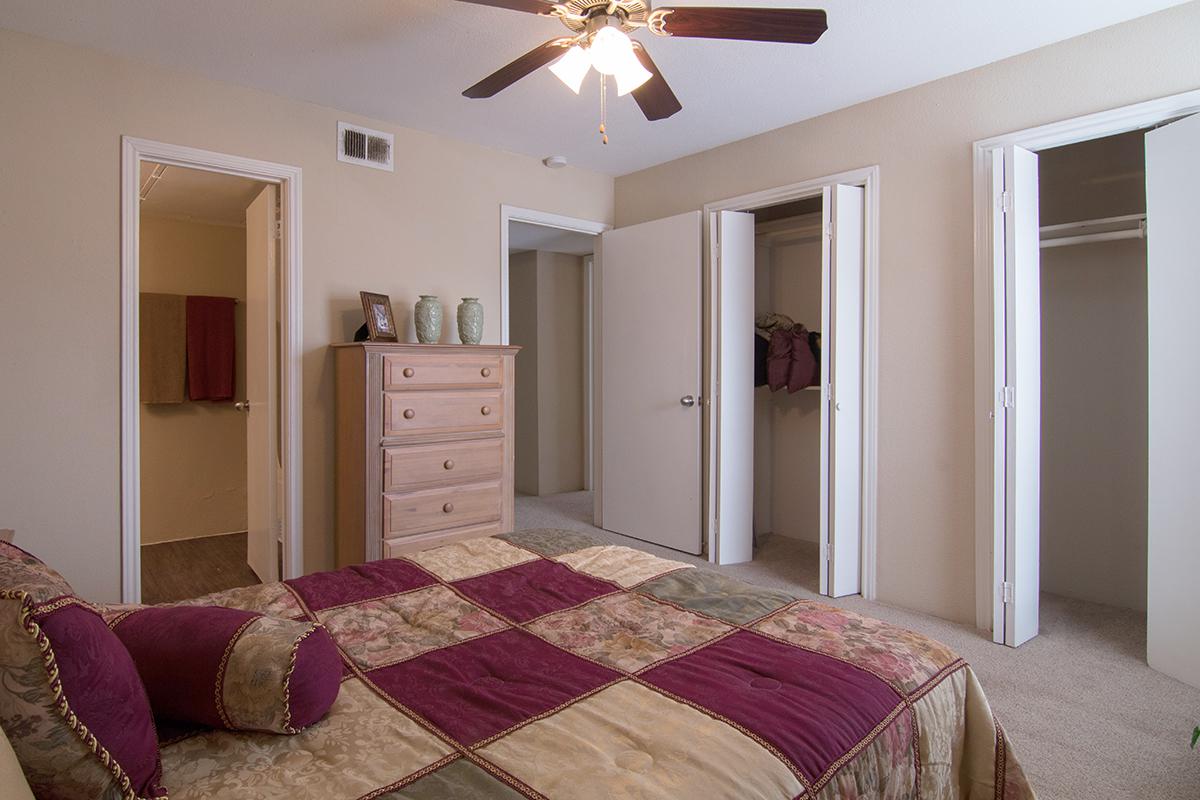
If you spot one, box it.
[139,292,186,404]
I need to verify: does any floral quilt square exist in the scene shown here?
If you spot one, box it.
[636,567,795,625]
[554,545,692,589]
[405,537,540,582]
[170,583,303,619]
[317,585,508,670]
[477,680,804,800]
[452,559,618,623]
[753,601,960,694]
[159,679,453,800]
[367,628,620,746]
[528,592,731,673]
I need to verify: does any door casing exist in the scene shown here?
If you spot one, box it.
[703,166,880,595]
[120,136,303,603]
[971,88,1200,638]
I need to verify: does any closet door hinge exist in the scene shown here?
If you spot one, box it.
[999,385,1015,409]
[824,222,834,240]
[999,191,1012,215]
[1001,581,1014,604]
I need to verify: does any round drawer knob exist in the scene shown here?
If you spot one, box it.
[403,408,415,420]
[480,367,491,378]
[443,459,455,470]
[402,367,414,378]
[480,406,492,416]
[442,503,454,513]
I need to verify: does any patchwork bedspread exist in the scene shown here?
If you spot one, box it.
[153,529,1033,799]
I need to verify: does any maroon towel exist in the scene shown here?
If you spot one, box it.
[186,295,236,401]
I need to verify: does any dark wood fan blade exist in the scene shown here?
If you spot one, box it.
[463,39,571,98]
[453,0,559,15]
[651,7,827,44]
[631,45,682,121]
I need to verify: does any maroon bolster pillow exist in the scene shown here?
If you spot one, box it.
[109,605,342,733]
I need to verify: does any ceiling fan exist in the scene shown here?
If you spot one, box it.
[456,1,827,134]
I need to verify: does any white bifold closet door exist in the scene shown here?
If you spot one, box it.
[599,211,704,554]
[245,185,280,583]
[992,145,1041,647]
[713,210,757,565]
[820,184,865,597]
[1145,113,1200,689]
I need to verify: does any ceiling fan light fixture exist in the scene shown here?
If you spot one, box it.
[613,57,652,96]
[587,26,634,76]
[549,44,590,94]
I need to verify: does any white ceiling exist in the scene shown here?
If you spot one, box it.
[509,221,597,255]
[2,1,1186,175]
[140,162,267,226]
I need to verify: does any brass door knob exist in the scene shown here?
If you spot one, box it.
[443,459,455,470]
[402,367,414,378]
[481,406,491,416]
[480,367,491,377]
[442,503,454,513]
[403,408,415,419]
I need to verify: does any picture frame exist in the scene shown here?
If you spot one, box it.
[359,291,398,342]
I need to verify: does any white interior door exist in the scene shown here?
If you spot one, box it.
[713,210,756,564]
[1145,113,1200,689]
[819,184,865,597]
[998,145,1041,647]
[600,211,703,554]
[245,185,279,583]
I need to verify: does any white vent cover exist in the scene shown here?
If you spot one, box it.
[337,122,394,172]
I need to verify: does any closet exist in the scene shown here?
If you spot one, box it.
[748,187,863,596]
[1037,130,1148,613]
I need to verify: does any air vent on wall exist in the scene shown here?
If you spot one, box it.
[337,122,394,172]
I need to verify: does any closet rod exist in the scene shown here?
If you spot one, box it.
[1039,213,1146,249]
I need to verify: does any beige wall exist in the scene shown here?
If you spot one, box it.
[614,3,1200,623]
[509,250,587,496]
[139,215,249,544]
[510,251,540,496]
[535,251,587,495]
[754,219,823,542]
[1039,132,1148,612]
[1040,239,1147,610]
[0,28,613,601]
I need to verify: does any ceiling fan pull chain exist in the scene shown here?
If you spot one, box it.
[599,74,608,145]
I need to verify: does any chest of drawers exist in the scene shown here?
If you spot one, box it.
[332,343,520,566]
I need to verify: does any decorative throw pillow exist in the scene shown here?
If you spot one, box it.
[107,605,342,733]
[0,542,166,800]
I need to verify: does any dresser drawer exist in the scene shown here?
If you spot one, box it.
[382,522,504,558]
[383,353,502,390]
[383,390,503,437]
[383,439,503,491]
[383,482,501,537]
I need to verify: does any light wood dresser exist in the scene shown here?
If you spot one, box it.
[332,343,520,566]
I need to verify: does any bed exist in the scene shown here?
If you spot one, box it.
[137,528,1033,800]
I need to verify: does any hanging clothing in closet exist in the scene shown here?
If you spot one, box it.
[755,312,820,392]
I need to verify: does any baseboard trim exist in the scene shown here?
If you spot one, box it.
[141,529,248,547]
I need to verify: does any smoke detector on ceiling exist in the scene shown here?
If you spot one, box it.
[543,155,568,169]
[338,122,394,172]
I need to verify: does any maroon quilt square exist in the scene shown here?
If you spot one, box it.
[640,630,903,782]
[285,559,436,612]
[368,628,620,746]
[452,559,617,623]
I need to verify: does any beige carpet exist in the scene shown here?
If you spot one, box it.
[516,491,1200,800]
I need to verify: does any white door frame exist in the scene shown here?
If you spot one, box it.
[703,165,880,597]
[120,136,304,603]
[971,88,1200,635]
[498,205,611,508]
